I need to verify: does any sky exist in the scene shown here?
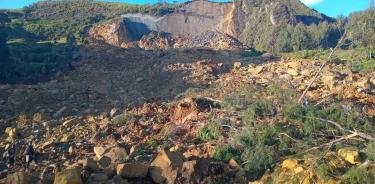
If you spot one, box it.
[0,0,372,17]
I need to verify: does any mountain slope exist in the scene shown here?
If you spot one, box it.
[87,0,342,51]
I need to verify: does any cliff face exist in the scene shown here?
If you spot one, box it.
[88,0,332,50]
[121,1,239,37]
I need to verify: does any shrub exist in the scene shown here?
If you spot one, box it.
[342,167,375,184]
[244,99,275,125]
[213,146,240,162]
[112,112,138,125]
[241,144,276,179]
[365,141,375,161]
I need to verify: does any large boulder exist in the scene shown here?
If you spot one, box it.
[80,158,99,172]
[54,168,83,184]
[5,172,36,184]
[88,22,132,48]
[97,147,128,168]
[180,159,210,184]
[116,163,149,178]
[149,150,184,184]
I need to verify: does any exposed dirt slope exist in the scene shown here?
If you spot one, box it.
[88,0,332,50]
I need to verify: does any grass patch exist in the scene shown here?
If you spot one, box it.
[198,121,220,142]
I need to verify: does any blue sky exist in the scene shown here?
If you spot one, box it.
[0,0,371,17]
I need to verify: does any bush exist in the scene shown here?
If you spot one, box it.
[365,141,375,161]
[342,167,375,184]
[233,124,284,179]
[241,144,276,179]
[244,99,275,125]
[213,146,240,162]
[112,112,138,125]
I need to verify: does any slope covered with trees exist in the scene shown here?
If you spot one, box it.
[0,11,13,82]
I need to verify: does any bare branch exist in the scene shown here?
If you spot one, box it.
[298,31,347,103]
[305,132,359,152]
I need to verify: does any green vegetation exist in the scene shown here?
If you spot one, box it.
[213,84,374,179]
[198,121,220,142]
[240,0,343,52]
[342,167,375,184]
[0,11,14,82]
[20,0,177,43]
[346,9,375,48]
[213,145,240,162]
[365,141,375,161]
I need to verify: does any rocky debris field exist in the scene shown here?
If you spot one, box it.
[0,46,244,119]
[1,46,375,184]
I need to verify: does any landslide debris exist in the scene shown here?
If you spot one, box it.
[0,47,374,183]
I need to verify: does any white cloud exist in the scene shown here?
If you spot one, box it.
[300,0,324,6]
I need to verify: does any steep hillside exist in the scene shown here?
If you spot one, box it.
[89,0,341,51]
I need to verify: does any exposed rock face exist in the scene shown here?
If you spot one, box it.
[122,1,235,37]
[270,2,296,25]
[88,22,132,48]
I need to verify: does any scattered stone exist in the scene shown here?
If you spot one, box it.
[94,146,107,159]
[228,159,241,170]
[338,147,359,164]
[5,127,19,141]
[116,163,149,178]
[68,145,74,155]
[173,98,199,124]
[150,150,184,184]
[54,168,83,184]
[80,158,99,172]
[286,68,299,76]
[281,159,299,170]
[61,134,75,142]
[233,62,241,70]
